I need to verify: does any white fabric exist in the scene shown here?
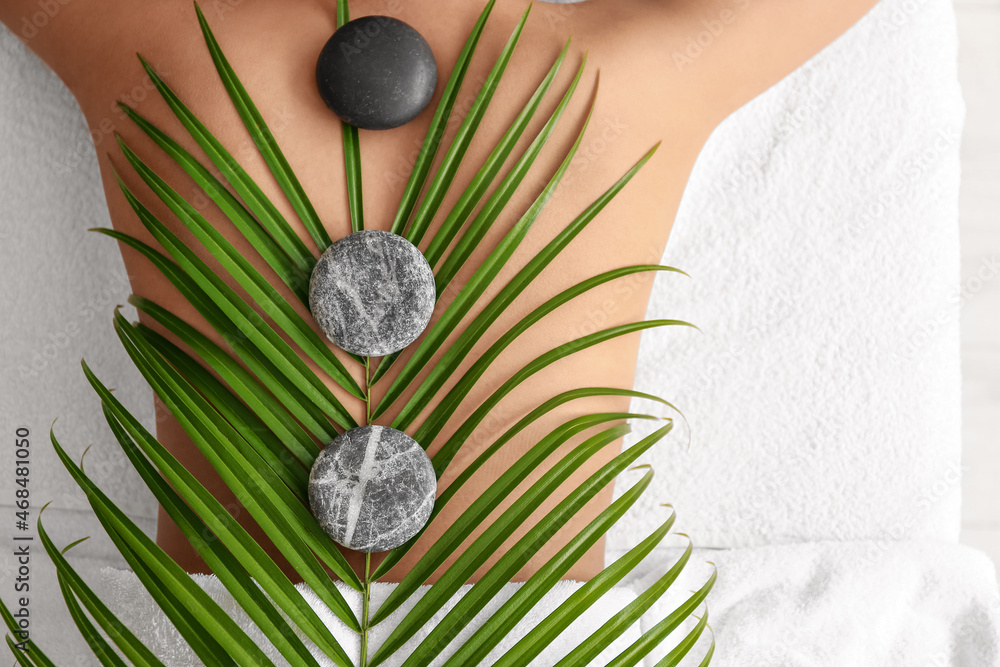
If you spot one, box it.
[97,539,1000,666]
[619,540,1000,666]
[98,567,642,666]
[611,0,966,550]
[0,0,994,664]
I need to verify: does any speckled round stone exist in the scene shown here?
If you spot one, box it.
[309,230,435,356]
[316,16,437,130]
[308,425,436,553]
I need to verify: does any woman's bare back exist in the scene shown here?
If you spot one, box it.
[1,0,878,583]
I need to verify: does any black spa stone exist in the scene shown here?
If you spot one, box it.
[308,425,436,553]
[309,230,435,356]
[316,15,437,130]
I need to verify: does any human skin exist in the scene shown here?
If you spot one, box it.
[1,0,879,584]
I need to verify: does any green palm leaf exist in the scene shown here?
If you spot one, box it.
[56,540,129,667]
[116,101,311,304]
[20,1,715,665]
[136,55,316,274]
[421,38,570,269]
[440,466,657,667]
[194,4,332,251]
[390,0,496,235]
[371,387,674,580]
[1,538,67,667]
[335,0,363,233]
[561,553,715,666]
[370,46,587,393]
[421,319,694,476]
[374,423,674,666]
[131,300,319,464]
[115,135,361,398]
[105,314,364,597]
[402,5,530,247]
[50,434,269,666]
[101,403,349,667]
[89,374,356,657]
[493,519,682,667]
[109,179,362,430]
[126,289,337,445]
[372,415,660,623]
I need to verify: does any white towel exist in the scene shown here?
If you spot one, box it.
[96,538,1000,667]
[611,0,966,551]
[617,540,1000,666]
[97,566,643,666]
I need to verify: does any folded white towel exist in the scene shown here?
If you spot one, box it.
[94,538,1000,667]
[612,0,966,550]
[97,567,643,666]
[621,540,1000,666]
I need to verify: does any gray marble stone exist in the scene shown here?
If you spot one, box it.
[308,425,436,553]
[309,230,436,356]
